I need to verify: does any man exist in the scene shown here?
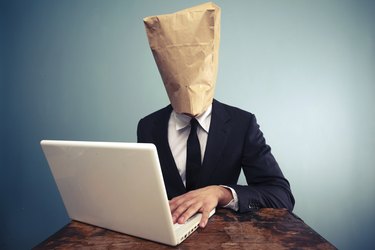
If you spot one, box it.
[138,2,294,228]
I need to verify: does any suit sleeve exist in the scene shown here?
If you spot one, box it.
[228,114,295,212]
[137,117,152,143]
[137,118,145,143]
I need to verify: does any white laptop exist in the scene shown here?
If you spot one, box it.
[40,140,215,246]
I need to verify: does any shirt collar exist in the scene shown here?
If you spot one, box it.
[172,104,212,133]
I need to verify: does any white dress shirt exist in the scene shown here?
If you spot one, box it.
[168,104,239,211]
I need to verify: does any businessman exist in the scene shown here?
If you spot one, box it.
[138,2,294,228]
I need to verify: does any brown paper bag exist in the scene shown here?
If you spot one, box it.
[144,2,221,116]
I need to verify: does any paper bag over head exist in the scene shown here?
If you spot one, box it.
[144,2,221,116]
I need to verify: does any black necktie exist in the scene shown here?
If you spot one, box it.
[186,118,202,191]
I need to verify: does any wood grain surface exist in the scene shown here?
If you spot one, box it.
[35,208,336,249]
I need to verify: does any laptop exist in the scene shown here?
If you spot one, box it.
[40,140,215,246]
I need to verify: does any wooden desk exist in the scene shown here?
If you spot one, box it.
[35,208,336,249]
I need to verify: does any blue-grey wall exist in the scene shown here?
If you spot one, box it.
[1,0,374,249]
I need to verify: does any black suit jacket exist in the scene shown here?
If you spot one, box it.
[137,99,295,212]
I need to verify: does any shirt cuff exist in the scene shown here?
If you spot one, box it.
[220,185,239,211]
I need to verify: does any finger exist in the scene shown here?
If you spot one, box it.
[177,202,201,224]
[172,199,194,223]
[169,199,178,213]
[169,195,188,213]
[169,190,198,214]
[199,209,210,228]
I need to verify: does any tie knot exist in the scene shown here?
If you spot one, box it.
[190,118,199,131]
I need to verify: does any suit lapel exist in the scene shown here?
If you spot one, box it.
[154,106,186,197]
[199,100,231,186]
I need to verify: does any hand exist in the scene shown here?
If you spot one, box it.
[169,185,233,228]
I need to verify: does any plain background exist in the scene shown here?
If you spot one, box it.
[1,0,374,249]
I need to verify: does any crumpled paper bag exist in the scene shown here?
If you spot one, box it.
[144,2,221,116]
